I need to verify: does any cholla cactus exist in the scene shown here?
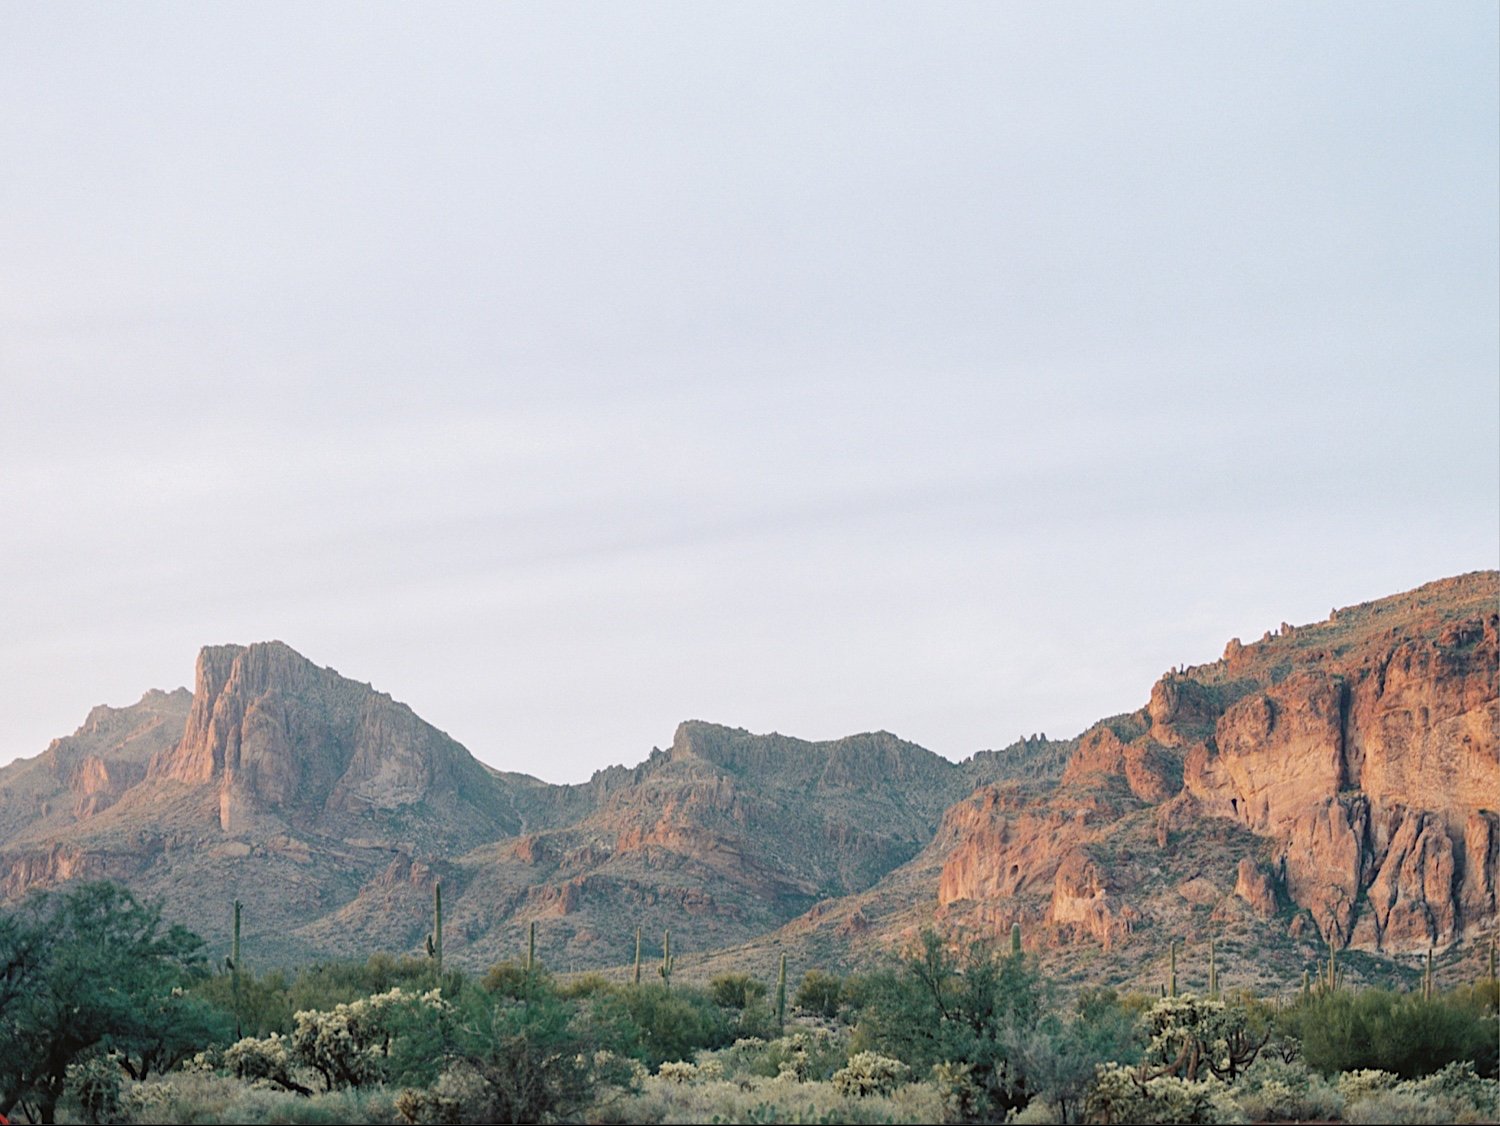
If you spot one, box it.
[64,1053,123,1124]
[1086,1062,1244,1125]
[657,1060,698,1084]
[932,1061,985,1122]
[225,1032,304,1093]
[1141,993,1268,1083]
[291,987,451,1091]
[832,1052,911,1097]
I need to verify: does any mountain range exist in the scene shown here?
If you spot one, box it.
[1,571,1494,992]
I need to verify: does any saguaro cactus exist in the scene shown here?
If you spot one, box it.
[775,953,787,1030]
[633,926,642,986]
[1011,922,1022,957]
[230,899,243,1038]
[659,928,674,990]
[1423,947,1434,1001]
[1169,940,1178,997]
[1208,937,1218,998]
[426,883,444,973]
[528,920,537,973]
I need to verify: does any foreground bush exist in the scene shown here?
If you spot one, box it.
[1229,1054,1343,1122]
[119,1072,401,1125]
[1340,1060,1500,1124]
[592,1070,946,1125]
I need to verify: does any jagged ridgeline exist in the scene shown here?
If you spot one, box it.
[0,571,1494,990]
[0,640,1033,969]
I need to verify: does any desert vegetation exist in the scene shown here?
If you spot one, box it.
[0,881,1494,1124]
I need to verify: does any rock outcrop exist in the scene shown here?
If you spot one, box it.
[146,641,515,843]
[1048,848,1140,950]
[910,571,1499,958]
[1234,858,1279,919]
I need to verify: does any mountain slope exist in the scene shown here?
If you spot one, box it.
[0,646,1021,967]
[0,572,1491,987]
[693,571,1499,989]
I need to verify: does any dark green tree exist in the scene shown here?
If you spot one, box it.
[852,929,1042,1119]
[0,882,228,1123]
[794,969,846,1020]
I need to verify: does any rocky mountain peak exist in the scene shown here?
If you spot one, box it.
[144,640,513,842]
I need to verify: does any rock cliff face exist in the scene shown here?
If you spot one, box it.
[0,643,556,964]
[931,571,1499,957]
[145,642,516,843]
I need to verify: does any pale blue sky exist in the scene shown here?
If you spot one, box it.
[2,2,1496,781]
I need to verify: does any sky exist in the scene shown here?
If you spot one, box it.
[1,2,1496,783]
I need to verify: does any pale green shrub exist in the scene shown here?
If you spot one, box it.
[1231,1054,1344,1121]
[1337,1067,1399,1103]
[1344,1089,1463,1125]
[1400,1061,1499,1116]
[595,1072,945,1125]
[1007,1097,1064,1123]
[1344,1067,1500,1126]
[116,1072,400,1124]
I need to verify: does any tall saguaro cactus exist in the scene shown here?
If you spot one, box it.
[230,899,243,1038]
[775,953,788,1030]
[1169,940,1178,997]
[528,920,537,973]
[1208,937,1218,998]
[659,929,674,991]
[426,883,444,974]
[1011,922,1022,957]
[633,926,643,986]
